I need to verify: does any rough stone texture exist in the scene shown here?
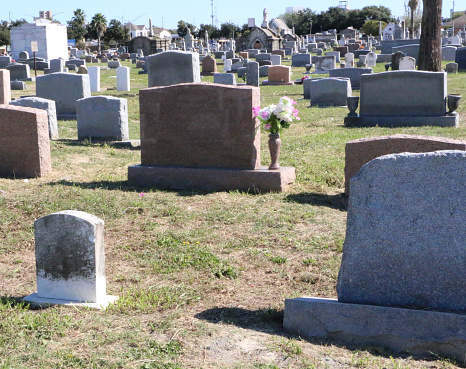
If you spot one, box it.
[344,134,466,196]
[77,66,88,74]
[284,297,466,362]
[26,210,117,309]
[201,55,217,75]
[230,61,243,72]
[128,165,296,192]
[291,53,311,67]
[0,105,51,177]
[381,39,420,54]
[116,67,130,91]
[139,83,260,169]
[454,47,466,71]
[6,63,30,80]
[259,65,269,77]
[309,77,351,107]
[246,61,259,87]
[213,73,236,85]
[329,67,373,89]
[36,73,91,116]
[314,56,336,73]
[0,69,11,105]
[338,150,466,313]
[49,58,64,73]
[77,96,129,141]
[442,46,456,61]
[399,56,416,70]
[9,97,58,139]
[360,71,446,116]
[147,51,201,87]
[446,62,458,74]
[88,66,100,92]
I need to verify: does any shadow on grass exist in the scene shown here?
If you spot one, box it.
[53,138,140,150]
[285,192,347,211]
[47,179,216,197]
[195,306,464,366]
[0,296,40,310]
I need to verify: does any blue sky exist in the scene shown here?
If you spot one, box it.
[1,0,456,31]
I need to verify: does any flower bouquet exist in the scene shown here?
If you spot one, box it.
[252,96,300,169]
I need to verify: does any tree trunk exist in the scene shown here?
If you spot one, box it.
[410,10,414,39]
[418,0,442,71]
[98,35,101,54]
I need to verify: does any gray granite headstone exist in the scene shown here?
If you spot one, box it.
[329,67,373,89]
[9,97,58,139]
[36,73,91,117]
[309,77,351,107]
[442,46,456,61]
[76,96,129,141]
[6,63,30,80]
[337,151,466,313]
[246,61,259,87]
[213,72,236,85]
[291,53,311,67]
[454,47,466,71]
[146,51,201,87]
[0,56,12,68]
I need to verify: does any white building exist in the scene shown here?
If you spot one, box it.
[125,23,149,39]
[10,19,68,61]
[151,27,171,39]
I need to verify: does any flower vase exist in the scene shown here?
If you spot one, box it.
[268,133,281,170]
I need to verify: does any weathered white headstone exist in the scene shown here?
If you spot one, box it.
[88,66,100,92]
[399,56,416,70]
[344,53,354,68]
[366,52,377,67]
[116,66,130,92]
[24,210,118,309]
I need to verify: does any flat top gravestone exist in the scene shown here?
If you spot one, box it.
[27,210,118,309]
[0,69,11,105]
[9,97,58,140]
[338,150,466,314]
[0,105,51,178]
[309,77,351,107]
[146,50,201,87]
[329,67,372,89]
[454,46,466,70]
[36,73,91,116]
[344,134,466,196]
[268,66,291,82]
[77,96,129,141]
[359,71,446,116]
[6,63,30,81]
[139,83,260,170]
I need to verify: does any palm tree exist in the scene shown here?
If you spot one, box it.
[407,0,419,39]
[90,13,107,53]
[72,9,86,27]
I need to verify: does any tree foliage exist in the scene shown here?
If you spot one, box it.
[0,18,27,46]
[177,20,195,37]
[67,9,87,43]
[219,22,241,38]
[279,5,393,35]
[88,13,107,53]
[198,24,220,40]
[104,19,129,46]
[361,20,387,36]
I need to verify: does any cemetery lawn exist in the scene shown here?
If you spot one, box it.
[1,59,465,369]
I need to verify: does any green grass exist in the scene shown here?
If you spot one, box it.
[4,57,466,369]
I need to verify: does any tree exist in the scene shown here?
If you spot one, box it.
[89,13,107,53]
[198,24,220,40]
[418,0,442,71]
[177,20,195,37]
[104,19,129,47]
[408,0,420,39]
[67,9,87,47]
[0,18,27,46]
[219,22,241,38]
[360,6,393,23]
[361,20,387,36]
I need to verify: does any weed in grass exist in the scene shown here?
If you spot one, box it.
[302,258,317,266]
[269,256,287,264]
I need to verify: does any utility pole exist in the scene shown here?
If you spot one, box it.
[211,0,215,27]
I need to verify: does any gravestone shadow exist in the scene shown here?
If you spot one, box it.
[285,192,347,210]
[195,307,464,365]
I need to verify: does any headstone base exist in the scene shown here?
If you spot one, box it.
[128,165,295,192]
[57,114,77,121]
[24,293,119,310]
[344,114,459,128]
[261,81,294,86]
[284,297,466,363]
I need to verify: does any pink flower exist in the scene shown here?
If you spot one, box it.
[139,192,145,197]
[264,124,271,130]
[252,107,261,117]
